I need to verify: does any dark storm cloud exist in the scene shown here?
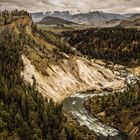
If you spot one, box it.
[0,0,140,13]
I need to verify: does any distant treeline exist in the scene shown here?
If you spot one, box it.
[0,9,30,16]
[62,28,140,66]
[0,9,30,25]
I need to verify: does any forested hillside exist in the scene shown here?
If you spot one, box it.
[0,10,79,140]
[62,28,140,66]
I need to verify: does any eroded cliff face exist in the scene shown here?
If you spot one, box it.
[21,55,125,102]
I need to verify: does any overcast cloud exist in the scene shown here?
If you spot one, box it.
[0,0,140,13]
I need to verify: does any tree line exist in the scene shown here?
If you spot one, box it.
[0,9,30,25]
[62,28,140,66]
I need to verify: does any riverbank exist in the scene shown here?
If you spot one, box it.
[65,114,97,140]
[84,81,140,140]
[62,67,138,140]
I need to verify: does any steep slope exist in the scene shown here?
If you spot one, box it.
[0,10,69,140]
[0,10,135,104]
[22,55,125,102]
[0,10,125,103]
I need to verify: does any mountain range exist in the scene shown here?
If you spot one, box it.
[31,11,140,26]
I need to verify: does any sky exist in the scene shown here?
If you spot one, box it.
[0,0,140,13]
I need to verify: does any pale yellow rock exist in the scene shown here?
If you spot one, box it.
[21,55,125,102]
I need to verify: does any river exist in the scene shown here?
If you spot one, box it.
[63,69,138,140]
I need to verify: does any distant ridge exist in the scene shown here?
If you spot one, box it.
[130,13,140,18]
[39,16,76,25]
[71,11,124,24]
[32,11,140,26]
[32,11,125,24]
[118,18,140,27]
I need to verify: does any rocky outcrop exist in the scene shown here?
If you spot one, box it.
[21,55,125,102]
